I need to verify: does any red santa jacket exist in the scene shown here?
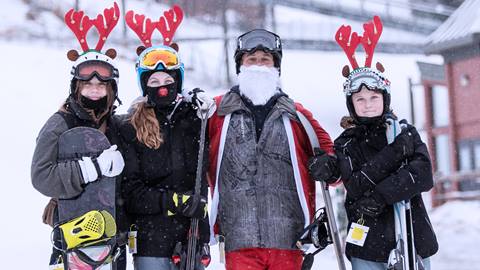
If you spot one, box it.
[207,93,334,243]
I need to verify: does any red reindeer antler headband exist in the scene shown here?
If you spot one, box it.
[335,15,383,70]
[125,5,184,48]
[64,2,120,52]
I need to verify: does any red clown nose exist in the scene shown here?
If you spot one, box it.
[158,87,168,97]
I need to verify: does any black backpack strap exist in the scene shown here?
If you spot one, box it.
[55,111,79,130]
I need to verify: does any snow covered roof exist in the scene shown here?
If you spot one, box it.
[424,0,480,54]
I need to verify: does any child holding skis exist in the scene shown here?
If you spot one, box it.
[308,16,438,270]
[119,6,214,270]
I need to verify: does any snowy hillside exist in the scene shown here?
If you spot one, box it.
[1,0,478,269]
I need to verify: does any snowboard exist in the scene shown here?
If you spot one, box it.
[57,127,117,270]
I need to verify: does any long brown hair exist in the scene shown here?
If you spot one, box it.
[129,99,163,149]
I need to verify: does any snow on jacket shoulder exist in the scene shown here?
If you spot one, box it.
[31,113,85,199]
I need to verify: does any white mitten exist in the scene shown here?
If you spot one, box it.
[195,94,216,119]
[78,156,98,183]
[96,145,125,177]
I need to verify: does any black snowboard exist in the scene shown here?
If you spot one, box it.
[57,127,117,269]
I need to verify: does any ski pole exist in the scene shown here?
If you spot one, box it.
[297,112,347,270]
[319,172,347,270]
[185,219,199,270]
[184,99,211,270]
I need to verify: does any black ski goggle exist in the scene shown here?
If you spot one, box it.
[73,60,119,82]
[236,29,282,54]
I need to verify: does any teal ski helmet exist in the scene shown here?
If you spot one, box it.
[135,45,184,96]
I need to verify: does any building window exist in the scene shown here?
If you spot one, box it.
[472,142,480,170]
[435,134,450,175]
[431,85,449,127]
[411,84,426,130]
[458,143,472,172]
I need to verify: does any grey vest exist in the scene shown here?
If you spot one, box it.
[218,108,304,252]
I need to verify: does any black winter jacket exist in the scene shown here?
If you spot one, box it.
[119,101,209,258]
[334,121,438,262]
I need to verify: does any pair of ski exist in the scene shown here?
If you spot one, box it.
[386,118,425,270]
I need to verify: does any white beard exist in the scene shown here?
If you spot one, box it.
[237,65,280,105]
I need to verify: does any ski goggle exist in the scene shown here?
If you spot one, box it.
[73,60,118,82]
[237,29,282,54]
[343,68,390,96]
[139,48,181,71]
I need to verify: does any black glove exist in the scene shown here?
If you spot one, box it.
[354,192,386,218]
[179,195,208,219]
[164,191,208,219]
[308,149,340,184]
[188,88,205,105]
[390,127,415,159]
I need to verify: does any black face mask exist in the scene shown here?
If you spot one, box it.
[80,95,108,113]
[355,115,385,127]
[145,82,178,108]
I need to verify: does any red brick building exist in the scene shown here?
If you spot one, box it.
[420,0,480,206]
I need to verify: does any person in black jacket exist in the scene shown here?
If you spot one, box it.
[118,44,214,270]
[308,16,438,270]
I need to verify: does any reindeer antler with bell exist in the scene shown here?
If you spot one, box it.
[335,16,390,96]
[125,5,183,56]
[125,5,185,98]
[64,2,121,102]
[64,2,120,61]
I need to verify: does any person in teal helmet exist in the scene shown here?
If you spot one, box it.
[136,45,185,108]
[119,7,215,270]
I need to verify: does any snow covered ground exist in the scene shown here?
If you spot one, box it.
[429,201,480,270]
[0,37,478,269]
